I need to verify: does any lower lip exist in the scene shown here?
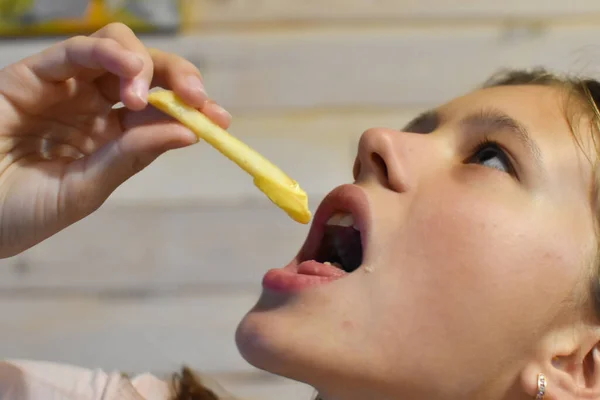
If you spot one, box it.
[262,260,347,293]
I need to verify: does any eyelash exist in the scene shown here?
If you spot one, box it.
[468,137,518,178]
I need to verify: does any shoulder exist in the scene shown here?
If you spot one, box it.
[0,360,244,400]
[0,359,171,400]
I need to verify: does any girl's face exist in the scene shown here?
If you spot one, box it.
[235,85,598,399]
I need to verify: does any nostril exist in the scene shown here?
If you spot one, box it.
[370,153,389,184]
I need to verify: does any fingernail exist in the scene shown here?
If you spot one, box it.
[182,128,200,144]
[131,78,149,102]
[187,75,208,101]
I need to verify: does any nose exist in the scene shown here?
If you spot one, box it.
[353,128,411,192]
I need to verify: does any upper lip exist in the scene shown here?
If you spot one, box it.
[296,184,371,265]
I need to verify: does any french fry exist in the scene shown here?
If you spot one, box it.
[147,89,312,224]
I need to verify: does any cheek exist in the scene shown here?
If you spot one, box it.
[371,186,580,358]
[399,187,534,289]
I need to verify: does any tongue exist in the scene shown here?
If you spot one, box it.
[297,260,347,278]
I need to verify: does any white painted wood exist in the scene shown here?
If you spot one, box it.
[187,0,600,24]
[168,26,600,111]
[0,294,315,400]
[1,26,599,112]
[149,26,600,113]
[0,203,310,289]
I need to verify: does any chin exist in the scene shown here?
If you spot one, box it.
[235,307,394,400]
[235,294,399,399]
[234,286,326,379]
[234,301,310,383]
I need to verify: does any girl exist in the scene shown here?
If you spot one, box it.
[1,23,599,400]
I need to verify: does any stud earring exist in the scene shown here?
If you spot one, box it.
[535,373,547,399]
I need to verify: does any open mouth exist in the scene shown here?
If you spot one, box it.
[262,184,370,292]
[313,213,363,273]
[298,184,369,273]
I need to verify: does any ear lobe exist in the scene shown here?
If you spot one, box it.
[520,364,554,400]
[521,345,600,400]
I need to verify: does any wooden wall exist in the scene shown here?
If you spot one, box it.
[1,2,600,399]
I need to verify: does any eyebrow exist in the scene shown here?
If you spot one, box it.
[460,108,544,169]
[402,110,439,133]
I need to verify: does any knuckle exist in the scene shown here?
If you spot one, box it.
[63,36,94,62]
[103,22,134,36]
[180,57,199,72]
[68,35,88,43]
[95,37,120,53]
[149,47,172,63]
[6,61,31,81]
[150,47,194,69]
[65,35,88,48]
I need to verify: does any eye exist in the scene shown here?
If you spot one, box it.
[467,140,516,175]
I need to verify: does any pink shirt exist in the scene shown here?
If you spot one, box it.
[0,360,239,400]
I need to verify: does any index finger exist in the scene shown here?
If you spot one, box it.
[26,35,144,83]
[90,23,155,111]
[0,35,145,113]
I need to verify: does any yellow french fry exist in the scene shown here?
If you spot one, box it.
[147,89,312,224]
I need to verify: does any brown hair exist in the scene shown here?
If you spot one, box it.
[169,68,600,400]
[170,367,220,400]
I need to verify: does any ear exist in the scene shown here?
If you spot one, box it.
[520,326,600,400]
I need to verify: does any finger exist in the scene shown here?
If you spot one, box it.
[199,100,232,130]
[136,98,231,131]
[95,48,210,108]
[119,111,199,154]
[91,23,154,111]
[118,104,200,137]
[63,115,198,214]
[26,35,144,83]
[116,102,230,150]
[0,35,144,112]
[147,48,209,108]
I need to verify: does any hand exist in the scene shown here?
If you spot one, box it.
[0,23,231,258]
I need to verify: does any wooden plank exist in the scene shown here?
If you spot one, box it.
[0,294,314,400]
[0,25,599,112]
[186,0,600,26]
[157,26,600,112]
[0,203,311,289]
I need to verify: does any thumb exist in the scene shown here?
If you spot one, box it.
[62,117,197,216]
